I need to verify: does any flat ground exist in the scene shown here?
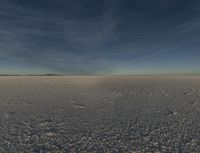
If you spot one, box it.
[0,76,200,153]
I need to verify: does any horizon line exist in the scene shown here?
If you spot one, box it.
[0,73,200,77]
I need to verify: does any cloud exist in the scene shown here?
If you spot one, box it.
[0,0,199,74]
[0,0,121,74]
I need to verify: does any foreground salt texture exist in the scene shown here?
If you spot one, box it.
[0,76,200,152]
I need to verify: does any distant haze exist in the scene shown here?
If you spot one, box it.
[0,0,200,75]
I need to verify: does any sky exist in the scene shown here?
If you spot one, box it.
[0,0,200,75]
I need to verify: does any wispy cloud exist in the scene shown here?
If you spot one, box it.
[0,0,121,74]
[0,0,199,74]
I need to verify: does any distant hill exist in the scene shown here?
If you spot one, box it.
[0,73,62,76]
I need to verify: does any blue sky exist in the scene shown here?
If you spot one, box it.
[0,0,200,75]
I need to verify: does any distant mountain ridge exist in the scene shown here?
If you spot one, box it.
[0,73,62,76]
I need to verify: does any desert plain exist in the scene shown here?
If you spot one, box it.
[0,76,200,152]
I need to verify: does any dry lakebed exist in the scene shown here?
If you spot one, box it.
[0,76,200,153]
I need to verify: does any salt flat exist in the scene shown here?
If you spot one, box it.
[0,76,200,152]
